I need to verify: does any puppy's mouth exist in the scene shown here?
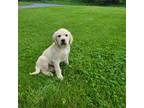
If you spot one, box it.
[61,42,67,45]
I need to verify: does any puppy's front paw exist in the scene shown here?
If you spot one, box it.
[57,74,64,80]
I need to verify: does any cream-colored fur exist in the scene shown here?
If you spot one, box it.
[29,28,73,80]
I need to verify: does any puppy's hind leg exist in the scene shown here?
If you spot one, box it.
[41,64,54,77]
[29,66,40,75]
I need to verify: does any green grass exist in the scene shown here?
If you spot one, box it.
[19,6,126,108]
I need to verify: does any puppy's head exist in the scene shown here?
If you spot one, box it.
[53,28,73,47]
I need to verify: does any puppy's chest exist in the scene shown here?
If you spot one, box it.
[58,50,68,60]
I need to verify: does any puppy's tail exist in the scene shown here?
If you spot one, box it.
[29,66,40,75]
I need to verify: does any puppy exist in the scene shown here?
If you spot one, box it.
[29,28,73,80]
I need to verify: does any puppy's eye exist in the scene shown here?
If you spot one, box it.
[65,34,68,37]
[58,35,61,38]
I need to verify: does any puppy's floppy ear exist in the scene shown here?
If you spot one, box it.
[69,32,73,45]
[52,31,58,45]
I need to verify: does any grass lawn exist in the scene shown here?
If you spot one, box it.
[19,5,126,108]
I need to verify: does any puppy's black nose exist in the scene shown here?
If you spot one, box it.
[61,39,65,43]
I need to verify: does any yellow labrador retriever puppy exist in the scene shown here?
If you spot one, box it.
[30,28,73,80]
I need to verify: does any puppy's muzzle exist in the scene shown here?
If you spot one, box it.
[61,39,66,45]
